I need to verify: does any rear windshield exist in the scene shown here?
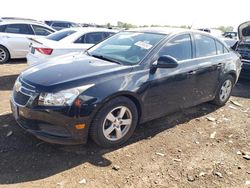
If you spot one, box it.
[46,30,76,41]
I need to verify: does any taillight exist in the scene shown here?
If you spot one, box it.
[35,48,53,55]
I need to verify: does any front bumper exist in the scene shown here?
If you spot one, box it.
[10,98,90,145]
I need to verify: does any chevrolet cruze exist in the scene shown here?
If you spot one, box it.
[11,28,242,148]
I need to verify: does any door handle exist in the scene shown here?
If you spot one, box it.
[187,70,196,75]
[217,63,223,69]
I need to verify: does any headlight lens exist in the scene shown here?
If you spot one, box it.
[38,84,94,106]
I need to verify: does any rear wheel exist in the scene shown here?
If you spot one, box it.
[212,75,234,106]
[90,97,138,148]
[0,45,10,64]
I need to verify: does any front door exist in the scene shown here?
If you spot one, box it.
[143,34,198,120]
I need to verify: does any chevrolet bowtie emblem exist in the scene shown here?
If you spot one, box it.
[15,81,22,93]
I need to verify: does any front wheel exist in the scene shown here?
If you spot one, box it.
[90,97,138,148]
[212,75,234,106]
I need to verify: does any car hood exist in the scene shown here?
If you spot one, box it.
[238,21,250,41]
[21,55,132,92]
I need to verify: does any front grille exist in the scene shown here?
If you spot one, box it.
[13,90,30,106]
[237,43,250,60]
[13,78,36,106]
[237,49,250,60]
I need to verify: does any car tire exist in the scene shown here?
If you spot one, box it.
[212,75,234,106]
[0,45,10,64]
[90,96,138,148]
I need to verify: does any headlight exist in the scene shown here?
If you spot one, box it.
[38,84,94,106]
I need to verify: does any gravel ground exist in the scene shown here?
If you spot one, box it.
[0,60,249,188]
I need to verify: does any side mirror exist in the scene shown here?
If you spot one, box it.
[153,55,178,69]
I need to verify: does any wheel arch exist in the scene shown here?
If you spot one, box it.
[226,70,237,85]
[91,91,143,125]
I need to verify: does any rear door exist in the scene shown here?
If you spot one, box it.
[1,24,34,58]
[192,34,224,102]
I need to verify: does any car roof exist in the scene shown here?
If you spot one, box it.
[48,27,118,43]
[60,27,119,33]
[0,20,50,27]
[128,27,224,39]
[128,27,192,35]
[45,20,77,24]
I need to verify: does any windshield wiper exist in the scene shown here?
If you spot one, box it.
[91,54,122,65]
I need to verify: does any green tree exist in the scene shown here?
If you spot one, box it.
[217,26,234,32]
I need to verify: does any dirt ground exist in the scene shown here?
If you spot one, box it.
[0,60,249,188]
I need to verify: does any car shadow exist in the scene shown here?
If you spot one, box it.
[232,78,250,98]
[0,74,19,91]
[0,102,218,184]
[6,58,27,64]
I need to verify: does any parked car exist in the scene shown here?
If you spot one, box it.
[11,28,242,147]
[26,27,117,66]
[223,31,238,40]
[235,21,250,79]
[44,20,81,31]
[0,20,55,63]
[221,38,238,48]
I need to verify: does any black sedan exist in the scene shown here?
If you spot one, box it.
[10,28,242,147]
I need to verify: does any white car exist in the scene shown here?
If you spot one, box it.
[26,27,117,66]
[0,19,55,63]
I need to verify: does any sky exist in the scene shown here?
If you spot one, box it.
[2,0,250,30]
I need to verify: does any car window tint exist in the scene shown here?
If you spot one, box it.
[195,34,216,57]
[46,30,76,41]
[0,25,6,32]
[75,32,115,44]
[104,32,115,38]
[52,22,69,28]
[32,25,53,36]
[74,34,85,44]
[159,34,192,61]
[84,32,106,44]
[216,40,224,54]
[4,24,34,35]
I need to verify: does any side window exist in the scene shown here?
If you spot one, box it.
[74,34,85,44]
[104,32,115,38]
[52,22,68,28]
[195,34,216,57]
[32,25,53,36]
[3,24,34,35]
[224,46,229,53]
[0,25,6,32]
[84,32,105,44]
[159,34,192,61]
[216,41,224,54]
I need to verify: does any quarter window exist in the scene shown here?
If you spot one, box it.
[3,24,34,35]
[159,34,192,61]
[32,25,53,36]
[195,34,217,57]
[216,41,224,54]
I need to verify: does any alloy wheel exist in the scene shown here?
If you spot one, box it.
[102,106,132,141]
[219,79,232,102]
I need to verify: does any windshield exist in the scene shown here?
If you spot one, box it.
[46,30,76,41]
[88,31,165,65]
